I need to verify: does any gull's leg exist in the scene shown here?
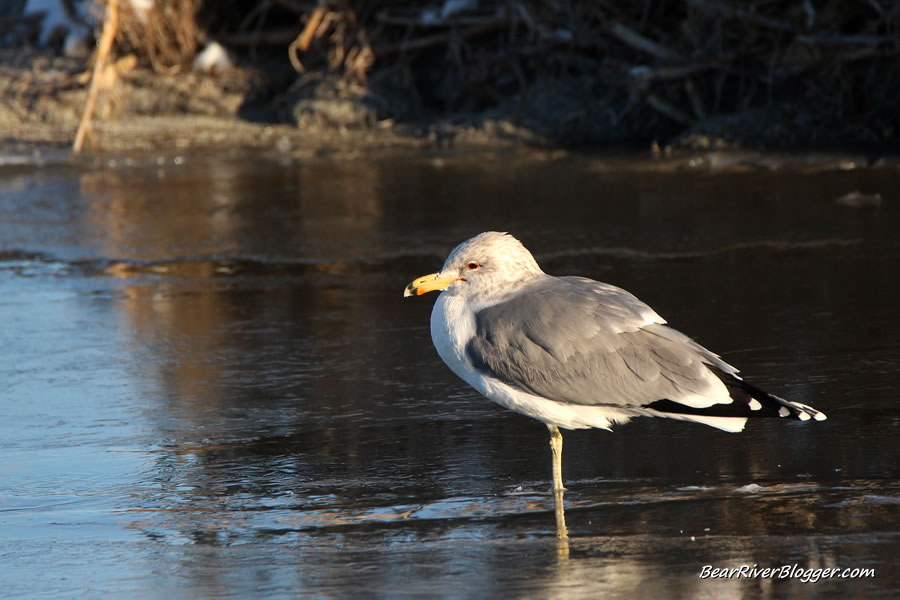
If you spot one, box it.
[548,424,566,492]
[548,425,568,540]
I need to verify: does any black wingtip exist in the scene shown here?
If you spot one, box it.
[724,374,827,422]
[645,371,827,421]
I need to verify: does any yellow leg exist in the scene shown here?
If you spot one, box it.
[548,424,566,492]
[548,425,568,541]
[553,486,569,542]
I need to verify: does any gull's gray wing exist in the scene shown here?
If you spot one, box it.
[465,275,741,412]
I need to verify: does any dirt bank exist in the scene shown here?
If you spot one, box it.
[1,49,552,156]
[2,1,899,156]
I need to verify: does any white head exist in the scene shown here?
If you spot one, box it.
[404,232,544,302]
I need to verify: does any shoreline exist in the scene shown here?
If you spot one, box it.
[1,54,897,164]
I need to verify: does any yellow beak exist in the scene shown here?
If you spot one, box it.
[404,272,458,297]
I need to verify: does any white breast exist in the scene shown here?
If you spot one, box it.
[430,292,480,388]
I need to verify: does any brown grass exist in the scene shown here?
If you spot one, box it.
[89,1,900,142]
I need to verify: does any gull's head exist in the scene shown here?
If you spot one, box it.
[404,232,544,301]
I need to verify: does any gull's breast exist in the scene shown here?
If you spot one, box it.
[430,292,481,389]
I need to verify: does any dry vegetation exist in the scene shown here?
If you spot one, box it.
[4,0,900,148]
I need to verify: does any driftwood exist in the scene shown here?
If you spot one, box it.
[270,0,899,136]
[57,0,900,143]
[73,0,119,152]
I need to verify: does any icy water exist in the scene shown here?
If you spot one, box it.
[1,151,898,599]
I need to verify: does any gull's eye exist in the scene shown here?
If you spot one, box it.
[466,262,480,270]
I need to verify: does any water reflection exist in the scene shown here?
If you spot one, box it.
[79,157,386,261]
[1,153,898,598]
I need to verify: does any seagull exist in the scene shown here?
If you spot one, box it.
[404,232,827,499]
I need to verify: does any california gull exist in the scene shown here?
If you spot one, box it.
[404,232,827,498]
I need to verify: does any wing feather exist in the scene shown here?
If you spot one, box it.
[465,276,734,410]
